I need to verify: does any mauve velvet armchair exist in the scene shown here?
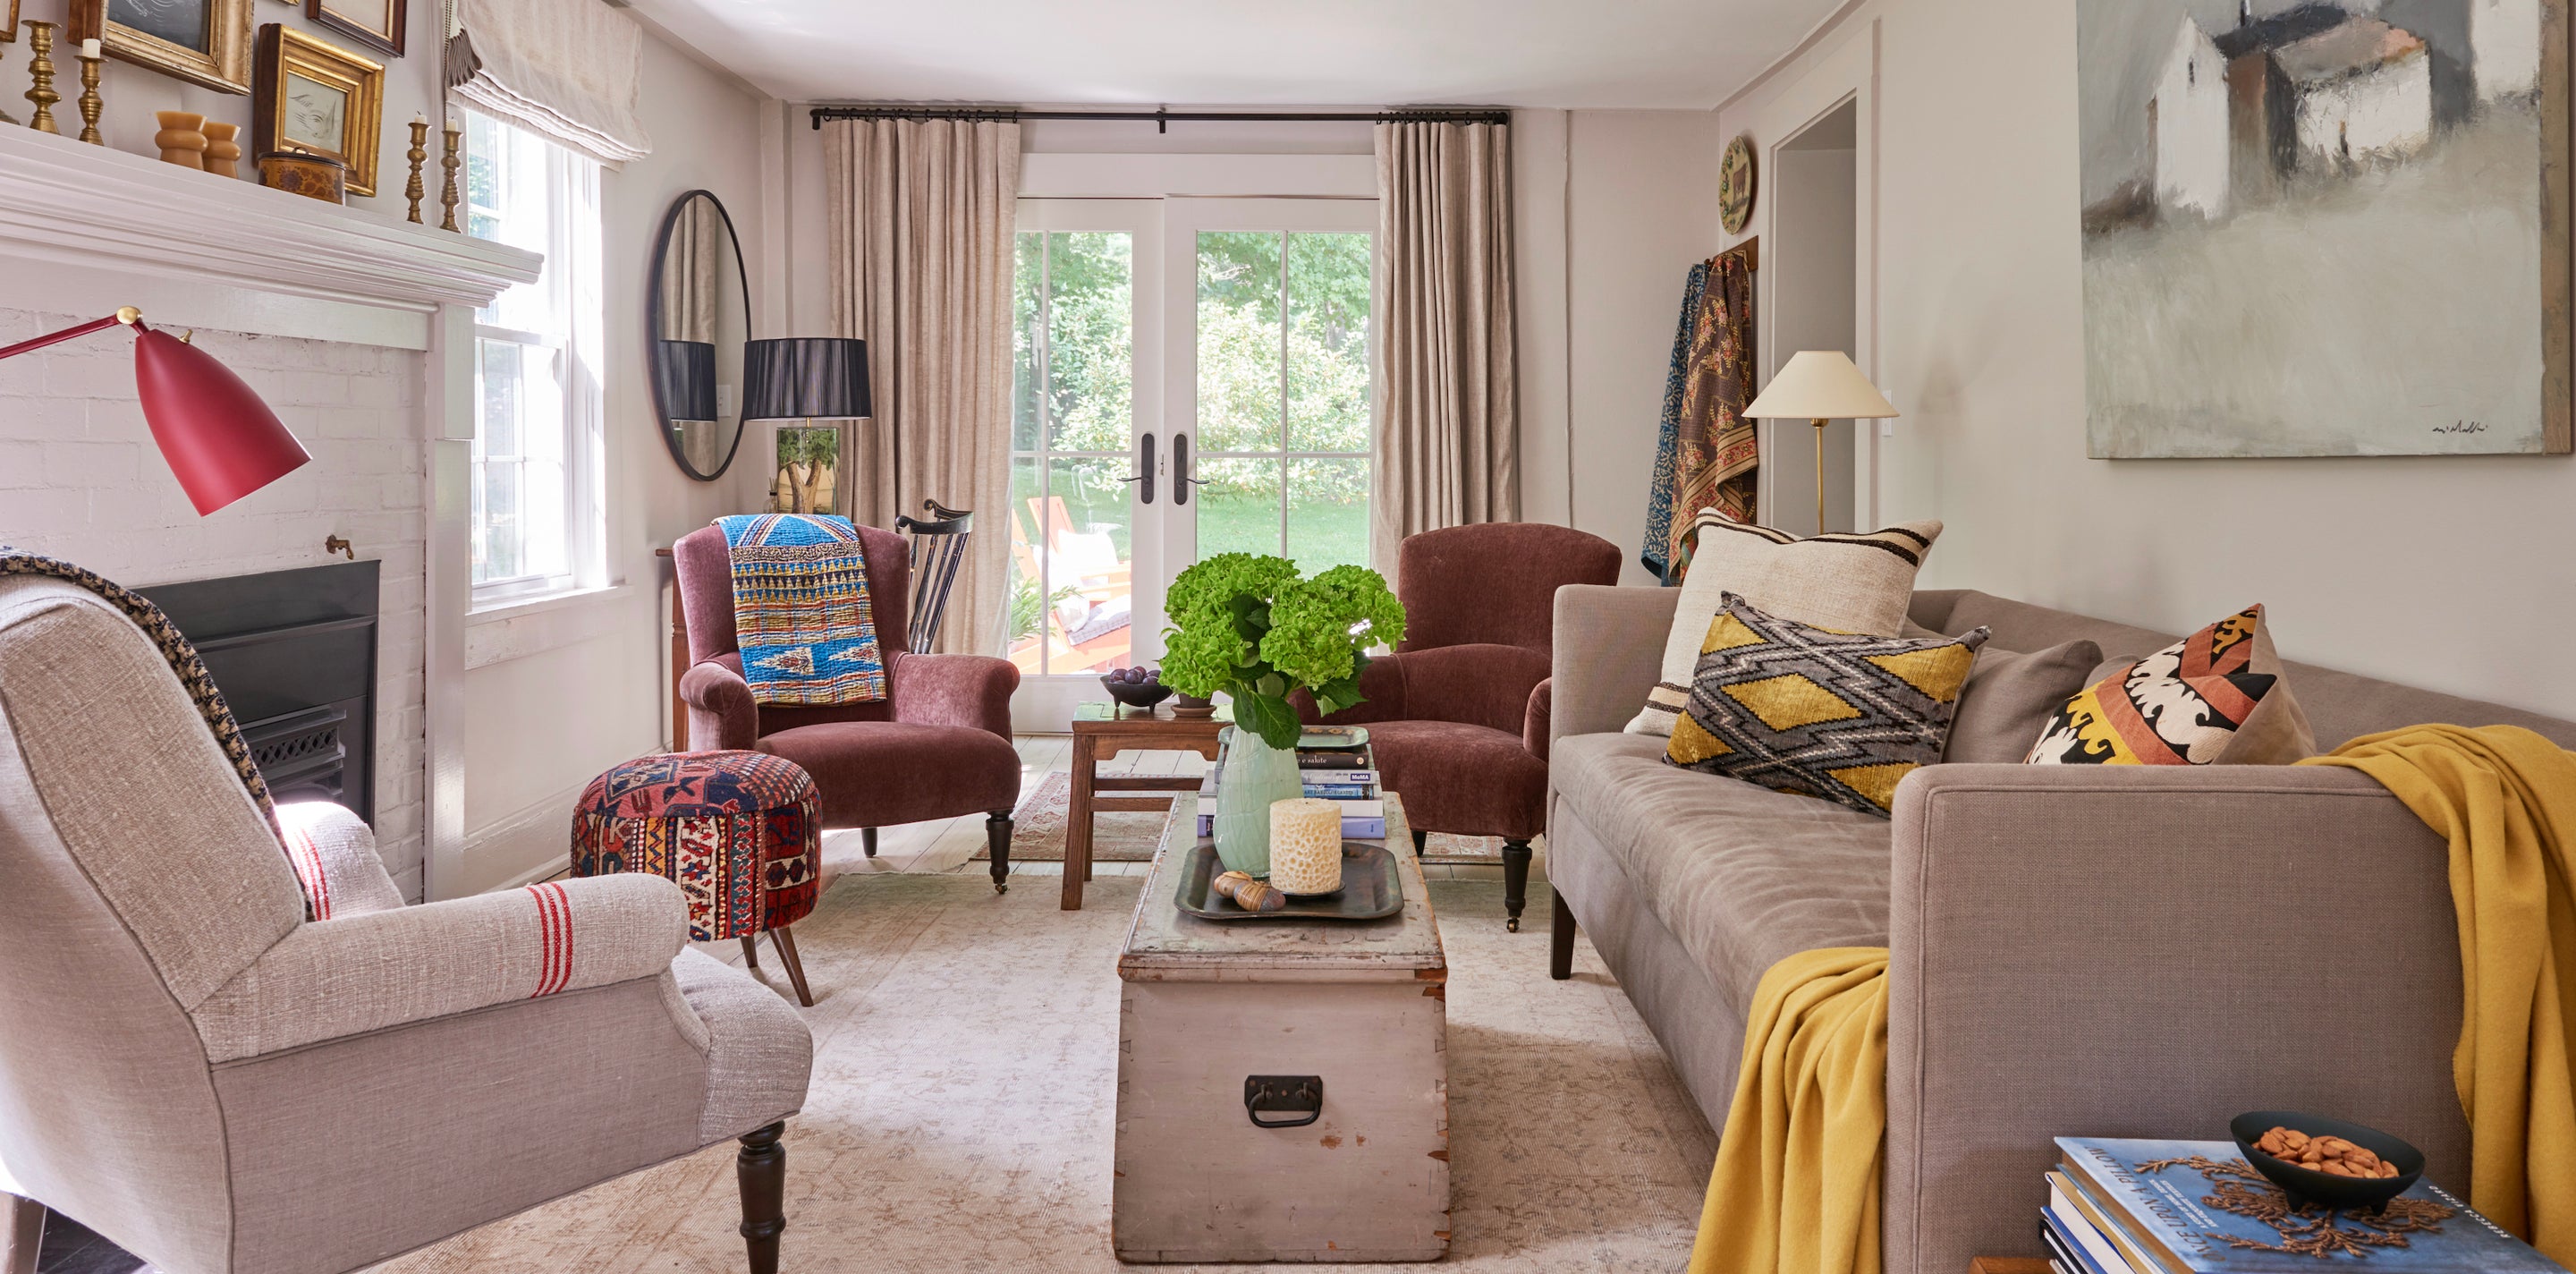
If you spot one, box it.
[673,523,1022,892]
[1300,522,1623,930]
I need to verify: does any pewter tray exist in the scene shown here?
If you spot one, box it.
[1172,843,1402,922]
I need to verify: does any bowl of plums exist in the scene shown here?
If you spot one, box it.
[2230,1111,2423,1211]
[1100,665,1174,711]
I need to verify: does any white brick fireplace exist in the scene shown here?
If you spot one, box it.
[0,125,538,901]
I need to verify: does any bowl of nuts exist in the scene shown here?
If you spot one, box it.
[2230,1111,2424,1210]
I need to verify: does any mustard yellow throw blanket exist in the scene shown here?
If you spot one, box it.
[2301,725,2576,1261]
[1688,948,1889,1274]
[1686,724,2576,1274]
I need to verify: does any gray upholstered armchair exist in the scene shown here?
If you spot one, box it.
[0,573,813,1274]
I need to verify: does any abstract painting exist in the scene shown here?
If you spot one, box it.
[2079,0,2571,456]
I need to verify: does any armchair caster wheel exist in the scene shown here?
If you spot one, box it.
[1506,916,1520,933]
[996,882,1008,895]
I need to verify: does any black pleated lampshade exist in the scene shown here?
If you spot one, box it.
[741,337,872,421]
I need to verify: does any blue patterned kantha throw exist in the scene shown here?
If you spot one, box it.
[716,514,887,706]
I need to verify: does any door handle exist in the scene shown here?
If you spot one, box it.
[1122,432,1157,505]
[1172,433,1211,505]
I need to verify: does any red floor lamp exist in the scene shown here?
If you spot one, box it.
[0,307,309,515]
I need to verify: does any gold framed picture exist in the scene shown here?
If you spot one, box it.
[306,0,400,56]
[252,23,383,196]
[2,0,20,44]
[70,0,257,95]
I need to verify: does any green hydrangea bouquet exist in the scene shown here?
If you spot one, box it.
[1158,554,1408,749]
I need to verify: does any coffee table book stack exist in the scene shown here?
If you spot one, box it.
[1195,726,1387,840]
[1114,789,1450,1263]
[2039,1137,2565,1274]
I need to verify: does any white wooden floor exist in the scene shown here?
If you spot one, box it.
[829,735,1528,886]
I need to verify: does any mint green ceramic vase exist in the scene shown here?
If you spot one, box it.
[1211,726,1301,877]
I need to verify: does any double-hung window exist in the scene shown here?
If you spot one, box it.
[463,110,604,605]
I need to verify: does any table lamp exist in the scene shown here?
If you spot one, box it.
[0,307,309,515]
[742,336,871,429]
[1742,350,1898,535]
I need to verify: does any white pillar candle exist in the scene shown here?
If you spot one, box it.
[80,38,103,59]
[1268,798,1343,896]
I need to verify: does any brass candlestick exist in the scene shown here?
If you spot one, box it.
[23,21,60,136]
[76,52,104,145]
[438,119,462,232]
[404,117,428,224]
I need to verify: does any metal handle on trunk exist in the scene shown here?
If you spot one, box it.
[1242,1074,1323,1128]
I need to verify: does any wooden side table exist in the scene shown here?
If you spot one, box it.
[1063,702,1226,911]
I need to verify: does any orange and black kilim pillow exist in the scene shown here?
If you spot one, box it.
[1664,593,1987,817]
[2024,605,2314,766]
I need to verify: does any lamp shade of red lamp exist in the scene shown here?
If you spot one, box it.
[0,309,309,516]
[132,326,312,514]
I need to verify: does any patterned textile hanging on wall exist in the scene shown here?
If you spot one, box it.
[1665,251,1758,582]
[1640,263,1707,582]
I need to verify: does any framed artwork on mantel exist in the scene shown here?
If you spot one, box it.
[2,0,19,43]
[307,0,401,56]
[253,23,384,196]
[70,0,258,95]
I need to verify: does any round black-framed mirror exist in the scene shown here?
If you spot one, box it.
[648,190,753,481]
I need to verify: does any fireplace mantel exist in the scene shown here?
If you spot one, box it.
[0,124,538,348]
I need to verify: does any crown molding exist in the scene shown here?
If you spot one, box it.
[0,126,540,333]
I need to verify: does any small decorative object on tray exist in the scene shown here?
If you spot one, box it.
[1267,798,1343,896]
[2042,1135,2565,1274]
[1173,843,1401,922]
[258,148,345,203]
[1101,665,1174,711]
[1209,870,1284,913]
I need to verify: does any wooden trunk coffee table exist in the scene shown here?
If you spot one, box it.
[1113,790,1450,1263]
[1062,701,1227,911]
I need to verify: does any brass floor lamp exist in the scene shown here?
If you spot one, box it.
[1742,351,1901,535]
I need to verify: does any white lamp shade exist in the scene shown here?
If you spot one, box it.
[1743,351,1900,420]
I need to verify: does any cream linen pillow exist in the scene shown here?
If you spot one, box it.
[1623,516,1945,736]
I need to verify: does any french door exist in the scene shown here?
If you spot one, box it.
[1008,197,1377,727]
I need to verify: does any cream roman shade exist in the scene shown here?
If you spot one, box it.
[445,0,651,166]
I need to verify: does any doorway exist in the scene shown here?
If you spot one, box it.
[1766,100,1860,537]
[1007,197,1377,727]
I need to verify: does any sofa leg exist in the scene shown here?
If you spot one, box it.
[4,1194,43,1274]
[860,827,877,858]
[1502,838,1532,932]
[1411,828,1427,855]
[736,1122,786,1274]
[739,935,760,970]
[987,811,1013,894]
[1550,891,1577,981]
[767,925,814,1007]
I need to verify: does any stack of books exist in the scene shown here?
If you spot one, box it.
[2042,1137,2566,1274]
[1195,728,1388,840]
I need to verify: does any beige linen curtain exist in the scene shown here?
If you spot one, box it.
[1372,120,1520,569]
[822,118,1021,656]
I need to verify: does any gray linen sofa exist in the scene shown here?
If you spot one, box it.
[1546,585,2576,1274]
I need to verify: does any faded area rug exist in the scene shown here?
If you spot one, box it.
[994,771,1526,862]
[373,874,1713,1273]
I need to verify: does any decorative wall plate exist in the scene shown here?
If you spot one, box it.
[1719,133,1758,235]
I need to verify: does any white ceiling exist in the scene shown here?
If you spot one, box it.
[624,0,1845,111]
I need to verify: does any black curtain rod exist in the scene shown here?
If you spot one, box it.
[809,106,1511,131]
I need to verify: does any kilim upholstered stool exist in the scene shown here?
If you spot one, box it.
[572,751,823,1006]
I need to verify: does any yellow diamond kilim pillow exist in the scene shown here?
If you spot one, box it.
[1665,592,1989,816]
